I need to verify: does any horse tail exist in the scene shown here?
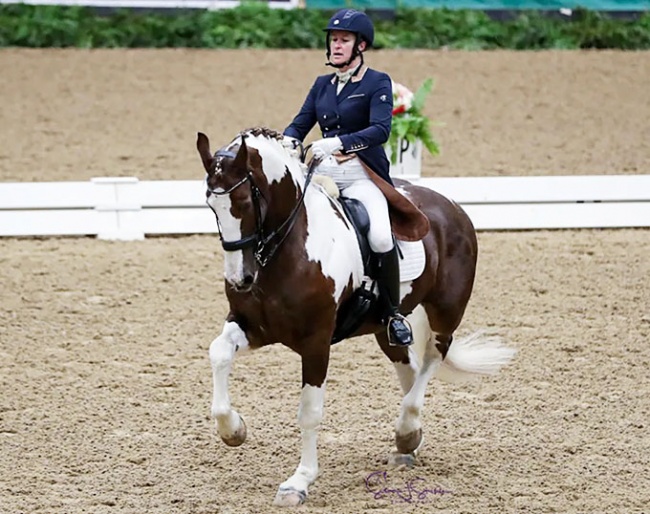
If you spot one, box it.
[408,306,516,383]
[434,331,516,383]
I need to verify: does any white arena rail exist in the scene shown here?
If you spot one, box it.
[1,175,649,240]
[415,175,650,231]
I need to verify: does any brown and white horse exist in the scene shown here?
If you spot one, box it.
[196,127,514,507]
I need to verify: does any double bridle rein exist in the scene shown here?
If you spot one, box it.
[206,147,317,268]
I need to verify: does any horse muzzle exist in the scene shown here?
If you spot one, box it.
[228,271,257,293]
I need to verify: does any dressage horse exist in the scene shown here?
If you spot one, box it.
[196,127,514,507]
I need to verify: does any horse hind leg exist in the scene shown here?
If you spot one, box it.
[210,321,250,447]
[394,296,482,418]
[375,305,440,467]
[377,303,515,468]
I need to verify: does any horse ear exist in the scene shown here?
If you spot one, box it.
[232,135,248,172]
[196,132,214,174]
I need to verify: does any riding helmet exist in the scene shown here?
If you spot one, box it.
[324,9,374,47]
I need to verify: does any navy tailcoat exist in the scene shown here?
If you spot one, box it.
[283,66,394,185]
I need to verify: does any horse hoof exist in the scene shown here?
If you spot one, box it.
[395,428,422,454]
[388,451,417,469]
[273,487,307,507]
[220,415,247,447]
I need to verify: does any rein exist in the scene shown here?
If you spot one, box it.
[207,146,319,268]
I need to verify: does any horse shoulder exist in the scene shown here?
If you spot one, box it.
[304,190,364,301]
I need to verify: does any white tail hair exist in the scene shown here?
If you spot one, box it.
[434,331,516,383]
[408,305,516,383]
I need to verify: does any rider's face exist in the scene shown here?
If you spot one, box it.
[329,30,366,69]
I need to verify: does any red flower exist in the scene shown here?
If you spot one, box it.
[392,105,406,116]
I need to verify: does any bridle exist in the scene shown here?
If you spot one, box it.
[206,145,318,268]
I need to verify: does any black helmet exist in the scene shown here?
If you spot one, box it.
[324,9,374,47]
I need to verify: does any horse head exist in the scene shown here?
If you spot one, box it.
[197,127,307,292]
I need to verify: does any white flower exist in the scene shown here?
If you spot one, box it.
[391,81,414,111]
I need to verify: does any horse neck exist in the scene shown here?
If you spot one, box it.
[265,177,302,226]
[247,153,305,264]
[246,136,312,262]
[257,146,307,228]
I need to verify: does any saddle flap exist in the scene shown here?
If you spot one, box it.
[339,197,370,235]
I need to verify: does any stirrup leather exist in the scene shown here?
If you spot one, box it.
[387,314,414,347]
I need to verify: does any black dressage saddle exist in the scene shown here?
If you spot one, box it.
[331,197,391,344]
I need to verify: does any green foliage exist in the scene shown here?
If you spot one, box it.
[0,3,649,49]
[0,3,327,48]
[388,78,440,164]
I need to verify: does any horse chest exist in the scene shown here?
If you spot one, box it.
[231,301,314,348]
[227,265,340,347]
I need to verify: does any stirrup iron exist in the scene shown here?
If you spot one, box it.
[387,313,413,347]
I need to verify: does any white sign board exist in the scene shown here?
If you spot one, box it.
[386,139,422,179]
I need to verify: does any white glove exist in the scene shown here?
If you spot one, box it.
[281,136,302,158]
[311,137,342,159]
[281,136,300,150]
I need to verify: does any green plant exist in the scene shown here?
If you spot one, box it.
[387,78,440,164]
[1,5,649,50]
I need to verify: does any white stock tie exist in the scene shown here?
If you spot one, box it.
[335,67,357,95]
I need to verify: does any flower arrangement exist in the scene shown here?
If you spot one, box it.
[387,78,440,165]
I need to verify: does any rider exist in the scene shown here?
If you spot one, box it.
[283,9,413,347]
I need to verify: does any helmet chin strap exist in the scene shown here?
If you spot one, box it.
[326,51,364,69]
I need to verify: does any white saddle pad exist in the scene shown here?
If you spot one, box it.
[397,239,425,282]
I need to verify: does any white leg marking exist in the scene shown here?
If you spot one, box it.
[210,321,250,442]
[393,347,419,394]
[396,333,441,437]
[274,383,325,506]
[393,305,430,411]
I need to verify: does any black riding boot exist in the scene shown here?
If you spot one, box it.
[376,246,413,347]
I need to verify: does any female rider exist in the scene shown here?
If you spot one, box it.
[283,9,423,347]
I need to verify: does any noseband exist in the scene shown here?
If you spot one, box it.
[207,147,317,268]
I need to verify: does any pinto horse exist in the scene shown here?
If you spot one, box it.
[196,127,514,507]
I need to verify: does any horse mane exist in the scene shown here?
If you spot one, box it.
[235,126,308,181]
[239,126,284,141]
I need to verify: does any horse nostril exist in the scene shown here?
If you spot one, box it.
[242,274,254,286]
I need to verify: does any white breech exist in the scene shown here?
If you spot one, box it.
[316,156,394,254]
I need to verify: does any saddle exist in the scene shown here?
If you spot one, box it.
[339,197,373,277]
[331,196,425,344]
[309,168,426,344]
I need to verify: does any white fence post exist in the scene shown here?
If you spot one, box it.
[92,177,144,241]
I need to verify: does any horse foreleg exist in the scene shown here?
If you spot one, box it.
[210,321,250,447]
[274,348,329,507]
